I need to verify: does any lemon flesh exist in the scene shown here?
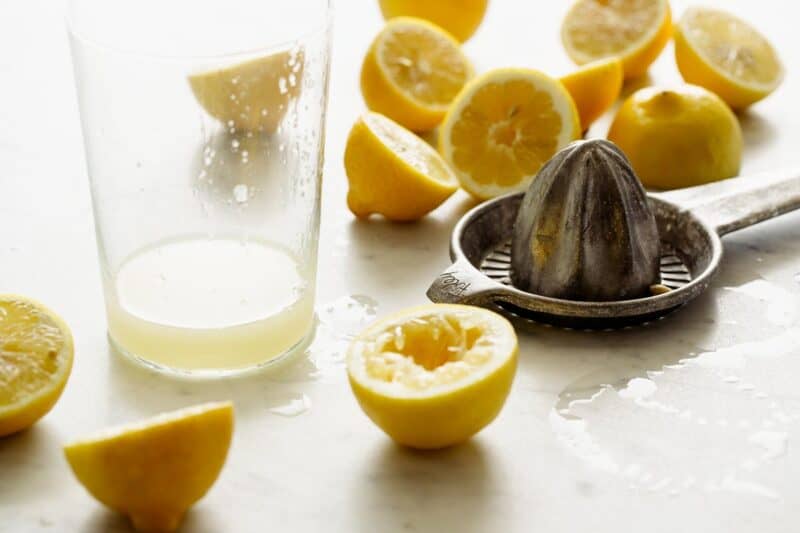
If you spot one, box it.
[378,0,489,42]
[64,402,234,532]
[189,49,303,133]
[0,296,73,437]
[674,7,784,109]
[345,112,458,221]
[439,68,581,200]
[347,304,518,449]
[607,85,743,190]
[361,17,473,132]
[560,57,624,131]
[561,0,672,80]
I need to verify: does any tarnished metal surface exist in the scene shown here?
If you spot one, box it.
[427,168,800,329]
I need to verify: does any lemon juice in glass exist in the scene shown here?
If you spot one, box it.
[68,0,332,375]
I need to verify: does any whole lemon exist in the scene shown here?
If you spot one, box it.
[607,85,742,190]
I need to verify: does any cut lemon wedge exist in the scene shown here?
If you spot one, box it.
[189,49,303,133]
[674,7,784,109]
[439,68,581,200]
[347,304,518,449]
[64,402,234,532]
[0,296,73,437]
[345,112,458,221]
[560,57,624,131]
[361,17,473,132]
[561,0,672,80]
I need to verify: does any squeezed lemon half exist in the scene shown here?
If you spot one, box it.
[347,304,518,449]
[0,295,73,437]
[64,402,234,532]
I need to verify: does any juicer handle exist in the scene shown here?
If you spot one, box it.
[654,167,800,236]
[427,258,501,306]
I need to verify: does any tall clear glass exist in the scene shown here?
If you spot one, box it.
[68,0,332,376]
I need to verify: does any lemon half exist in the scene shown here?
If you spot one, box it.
[361,17,473,132]
[347,304,518,449]
[674,7,784,109]
[345,112,458,221]
[0,296,73,437]
[64,402,234,532]
[189,49,303,133]
[561,0,672,80]
[439,68,581,200]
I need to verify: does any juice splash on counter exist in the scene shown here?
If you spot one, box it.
[106,237,314,373]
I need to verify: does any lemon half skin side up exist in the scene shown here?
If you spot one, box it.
[64,402,234,533]
[347,304,518,449]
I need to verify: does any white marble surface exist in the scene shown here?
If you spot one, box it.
[2,1,800,532]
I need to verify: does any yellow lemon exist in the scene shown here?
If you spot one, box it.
[361,17,473,132]
[378,0,489,42]
[0,296,73,437]
[674,7,784,110]
[561,0,672,80]
[64,402,234,532]
[345,112,458,221]
[560,57,624,131]
[607,85,743,190]
[439,68,581,200]
[189,49,303,133]
[347,304,517,449]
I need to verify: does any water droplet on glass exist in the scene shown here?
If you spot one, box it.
[233,184,248,203]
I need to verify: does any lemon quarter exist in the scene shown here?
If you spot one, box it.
[347,304,518,449]
[361,17,473,132]
[560,57,624,131]
[64,402,234,532]
[0,295,73,437]
[674,7,784,109]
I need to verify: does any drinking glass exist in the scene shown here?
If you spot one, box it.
[68,0,332,376]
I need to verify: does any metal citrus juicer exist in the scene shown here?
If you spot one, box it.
[427,139,800,329]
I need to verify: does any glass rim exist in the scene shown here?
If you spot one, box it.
[65,0,333,60]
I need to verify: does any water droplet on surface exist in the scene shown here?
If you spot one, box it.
[749,431,788,461]
[269,394,311,417]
